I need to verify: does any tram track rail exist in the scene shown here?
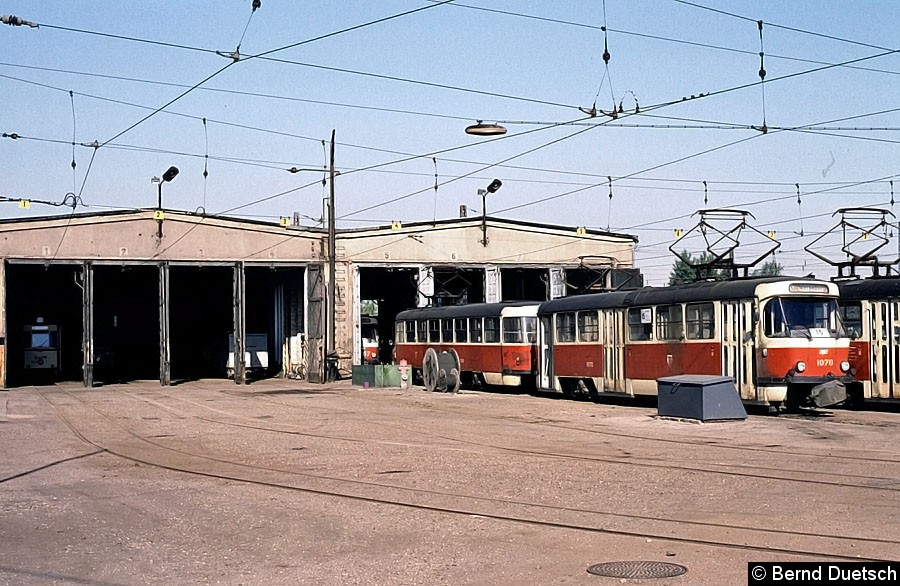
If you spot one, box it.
[26,384,900,563]
[140,384,900,491]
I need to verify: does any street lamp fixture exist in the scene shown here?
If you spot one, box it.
[155,166,179,238]
[465,121,507,136]
[479,179,502,246]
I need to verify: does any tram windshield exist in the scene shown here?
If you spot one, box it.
[763,297,845,339]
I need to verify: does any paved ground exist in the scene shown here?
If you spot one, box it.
[1,379,899,585]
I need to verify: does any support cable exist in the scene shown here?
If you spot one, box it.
[202,117,209,212]
[606,175,613,231]
[69,90,77,195]
[432,157,439,223]
[758,20,768,133]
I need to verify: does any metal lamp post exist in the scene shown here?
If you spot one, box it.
[155,166,179,239]
[480,179,502,246]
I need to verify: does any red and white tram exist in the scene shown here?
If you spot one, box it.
[837,278,900,402]
[394,302,539,391]
[395,277,852,409]
[538,277,852,408]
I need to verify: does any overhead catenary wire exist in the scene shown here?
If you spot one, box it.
[6,61,900,180]
[430,0,900,77]
[671,0,896,53]
[10,2,900,253]
[339,118,606,220]
[39,1,461,205]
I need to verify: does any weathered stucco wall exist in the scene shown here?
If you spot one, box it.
[337,220,635,267]
[0,212,323,262]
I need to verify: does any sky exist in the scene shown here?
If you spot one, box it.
[4,1,900,285]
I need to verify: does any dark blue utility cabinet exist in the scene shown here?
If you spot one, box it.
[657,375,747,421]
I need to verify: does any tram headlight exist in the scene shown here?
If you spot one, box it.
[840,360,851,373]
[795,361,807,373]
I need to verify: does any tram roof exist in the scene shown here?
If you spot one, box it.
[538,276,822,313]
[836,277,900,301]
[396,301,539,321]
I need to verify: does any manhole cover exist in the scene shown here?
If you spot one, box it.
[587,561,688,579]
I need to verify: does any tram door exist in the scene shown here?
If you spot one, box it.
[870,300,900,399]
[722,300,755,401]
[538,315,554,390]
[601,308,626,392]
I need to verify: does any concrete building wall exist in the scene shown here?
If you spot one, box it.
[0,213,323,262]
[337,220,634,266]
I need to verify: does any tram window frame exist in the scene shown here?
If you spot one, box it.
[417,320,428,344]
[454,318,468,343]
[555,312,577,343]
[395,322,405,344]
[523,316,537,344]
[484,316,501,343]
[578,311,599,342]
[628,307,653,341]
[405,320,417,343]
[656,305,684,341]
[428,319,441,343]
[839,302,862,339]
[686,303,715,340]
[441,319,454,343]
[469,317,483,343]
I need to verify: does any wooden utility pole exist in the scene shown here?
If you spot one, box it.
[326,129,336,381]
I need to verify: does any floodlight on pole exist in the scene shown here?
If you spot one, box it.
[155,166,179,239]
[479,179,502,246]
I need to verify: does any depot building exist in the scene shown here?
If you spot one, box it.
[0,209,638,388]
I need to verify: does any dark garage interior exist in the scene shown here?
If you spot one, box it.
[358,267,419,364]
[501,267,549,301]
[92,265,160,385]
[168,265,233,382]
[244,266,306,379]
[6,263,84,387]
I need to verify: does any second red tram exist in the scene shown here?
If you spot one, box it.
[837,278,900,402]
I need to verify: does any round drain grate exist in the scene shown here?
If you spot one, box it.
[587,561,688,579]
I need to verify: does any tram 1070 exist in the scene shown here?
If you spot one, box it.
[394,277,853,410]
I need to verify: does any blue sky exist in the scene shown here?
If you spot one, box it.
[3,1,900,284]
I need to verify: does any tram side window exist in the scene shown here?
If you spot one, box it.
[395,322,405,344]
[405,320,417,343]
[556,312,576,343]
[578,311,599,342]
[417,320,428,343]
[469,318,483,343]
[839,303,862,339]
[686,303,715,339]
[428,319,441,343]
[656,305,684,341]
[441,319,454,343]
[628,307,653,341]
[454,318,468,343]
[484,317,500,343]
[503,317,524,343]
